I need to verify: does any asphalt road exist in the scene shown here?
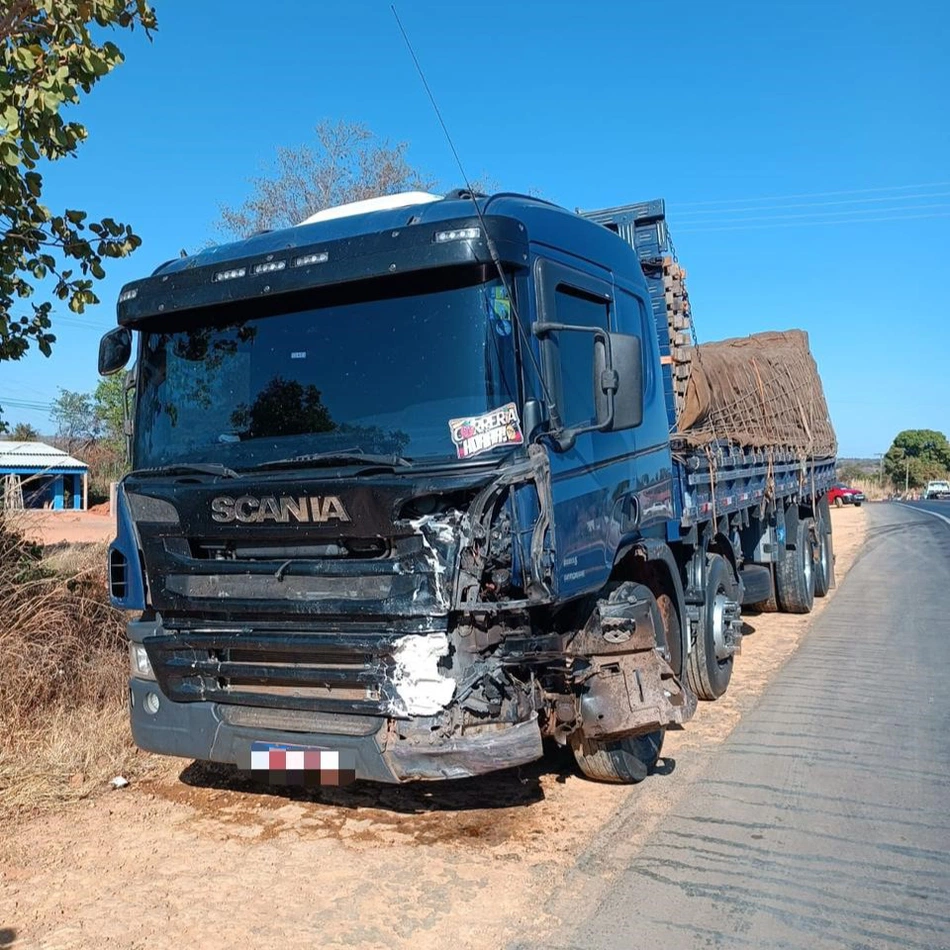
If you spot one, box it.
[524,502,950,950]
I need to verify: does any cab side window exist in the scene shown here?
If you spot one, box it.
[552,286,610,428]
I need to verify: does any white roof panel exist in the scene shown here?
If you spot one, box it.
[298,191,442,225]
[0,441,88,471]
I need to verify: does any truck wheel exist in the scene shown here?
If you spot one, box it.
[572,730,665,783]
[813,519,834,598]
[748,562,779,612]
[686,554,738,701]
[776,519,815,613]
[834,496,843,508]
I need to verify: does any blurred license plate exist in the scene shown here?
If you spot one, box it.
[249,741,356,786]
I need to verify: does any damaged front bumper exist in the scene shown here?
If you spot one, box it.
[128,619,544,783]
[128,678,543,783]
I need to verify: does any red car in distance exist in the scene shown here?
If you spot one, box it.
[828,483,865,507]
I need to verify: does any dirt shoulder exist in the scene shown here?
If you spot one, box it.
[9,510,115,546]
[0,507,867,950]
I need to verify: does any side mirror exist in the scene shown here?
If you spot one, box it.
[595,332,643,431]
[99,327,132,376]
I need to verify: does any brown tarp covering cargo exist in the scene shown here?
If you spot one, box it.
[676,330,837,457]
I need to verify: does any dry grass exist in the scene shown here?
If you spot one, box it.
[0,516,145,816]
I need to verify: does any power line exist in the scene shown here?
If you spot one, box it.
[674,210,950,234]
[674,180,950,209]
[674,190,950,219]
[674,201,950,228]
[0,395,54,408]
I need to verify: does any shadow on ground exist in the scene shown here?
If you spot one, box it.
[175,741,676,816]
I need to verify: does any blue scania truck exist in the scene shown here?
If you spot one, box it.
[99,190,836,784]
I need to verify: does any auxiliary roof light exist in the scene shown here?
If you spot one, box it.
[434,227,480,243]
[213,267,247,282]
[118,287,138,302]
[293,251,330,267]
[252,260,287,275]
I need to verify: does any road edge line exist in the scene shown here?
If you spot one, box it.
[896,502,950,529]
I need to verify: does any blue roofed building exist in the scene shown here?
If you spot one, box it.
[0,441,89,510]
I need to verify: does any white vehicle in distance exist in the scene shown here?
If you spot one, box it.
[923,479,950,500]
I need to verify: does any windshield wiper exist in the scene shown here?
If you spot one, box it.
[252,450,412,472]
[129,462,240,479]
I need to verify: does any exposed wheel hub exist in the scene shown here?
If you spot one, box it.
[711,594,743,660]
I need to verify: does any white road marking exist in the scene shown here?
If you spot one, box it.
[897,501,950,528]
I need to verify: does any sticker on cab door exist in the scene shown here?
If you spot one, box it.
[449,403,524,459]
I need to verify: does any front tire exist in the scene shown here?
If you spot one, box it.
[572,730,665,783]
[834,496,843,508]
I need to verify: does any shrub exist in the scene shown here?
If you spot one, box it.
[0,517,140,814]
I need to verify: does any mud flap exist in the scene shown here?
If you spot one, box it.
[579,653,696,740]
[574,581,697,741]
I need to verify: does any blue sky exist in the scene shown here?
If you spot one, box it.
[2,0,948,457]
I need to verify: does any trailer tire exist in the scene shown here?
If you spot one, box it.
[776,518,815,613]
[686,554,737,700]
[748,562,779,612]
[813,518,834,598]
[572,730,665,784]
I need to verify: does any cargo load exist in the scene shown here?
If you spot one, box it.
[675,329,837,458]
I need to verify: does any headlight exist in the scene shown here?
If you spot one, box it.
[129,643,156,680]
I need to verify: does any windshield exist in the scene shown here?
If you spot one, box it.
[133,272,521,470]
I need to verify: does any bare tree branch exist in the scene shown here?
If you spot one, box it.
[217,119,436,239]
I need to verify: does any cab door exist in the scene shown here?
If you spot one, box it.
[533,257,641,600]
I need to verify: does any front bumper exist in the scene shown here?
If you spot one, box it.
[128,677,543,784]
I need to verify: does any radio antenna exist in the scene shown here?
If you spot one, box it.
[391,6,475,198]
[391,5,555,415]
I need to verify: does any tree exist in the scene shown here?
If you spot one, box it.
[217,119,435,238]
[9,421,39,441]
[884,429,950,489]
[836,462,865,484]
[51,388,98,452]
[0,1,157,425]
[93,371,126,451]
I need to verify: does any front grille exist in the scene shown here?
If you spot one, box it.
[140,531,448,616]
[164,573,396,602]
[144,630,406,715]
[217,704,382,736]
[191,538,391,560]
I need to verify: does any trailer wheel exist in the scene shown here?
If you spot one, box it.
[686,554,738,700]
[748,561,779,612]
[776,518,815,613]
[813,518,834,598]
[571,730,665,784]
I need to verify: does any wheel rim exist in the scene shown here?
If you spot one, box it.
[711,588,733,661]
[819,532,829,582]
[803,536,814,591]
